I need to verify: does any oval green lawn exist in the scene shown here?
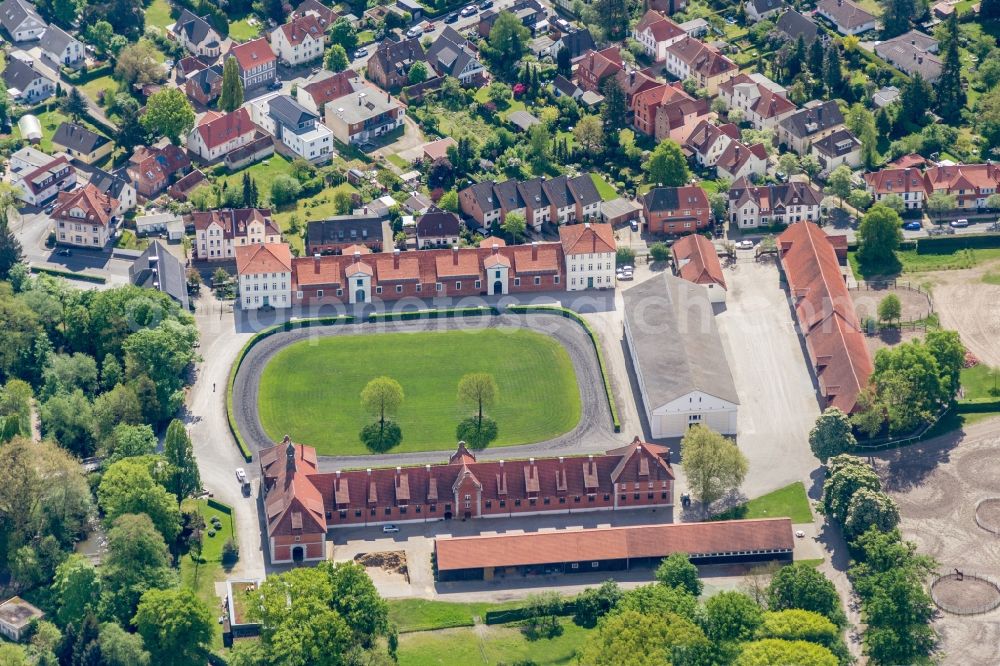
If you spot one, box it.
[256,329,581,456]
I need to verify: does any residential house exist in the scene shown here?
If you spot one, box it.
[271,13,327,66]
[728,177,824,228]
[477,0,547,38]
[746,0,786,21]
[641,186,711,234]
[187,108,259,161]
[228,38,277,91]
[0,597,44,642]
[561,174,603,223]
[292,0,338,25]
[52,183,119,248]
[423,137,457,162]
[777,100,845,154]
[663,37,738,95]
[775,9,820,44]
[552,27,596,60]
[236,243,293,310]
[0,0,45,41]
[778,222,872,413]
[677,17,710,37]
[863,167,929,209]
[575,47,623,93]
[39,25,84,66]
[715,140,769,181]
[306,214,386,254]
[167,169,207,201]
[924,163,1000,209]
[52,122,112,164]
[717,73,797,131]
[366,38,427,90]
[89,167,136,215]
[2,58,54,103]
[816,0,877,35]
[632,10,685,62]
[184,64,223,106]
[129,240,190,310]
[7,147,75,206]
[811,128,862,170]
[874,30,942,81]
[258,436,669,564]
[193,208,281,261]
[652,91,709,143]
[458,174,602,231]
[250,93,334,164]
[560,222,615,291]
[296,70,360,118]
[648,0,687,14]
[171,9,222,58]
[508,110,541,132]
[127,144,192,198]
[684,119,740,167]
[671,233,726,302]
[872,85,900,108]
[324,85,405,145]
[416,207,462,248]
[425,26,485,85]
[623,273,739,437]
[552,74,583,100]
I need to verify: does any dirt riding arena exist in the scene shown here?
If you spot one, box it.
[874,418,1000,664]
[849,282,934,356]
[924,263,1000,368]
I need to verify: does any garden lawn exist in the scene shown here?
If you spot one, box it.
[389,599,525,633]
[270,182,360,254]
[850,248,1000,277]
[712,482,813,523]
[257,329,581,455]
[217,155,294,201]
[588,173,617,201]
[961,364,1000,400]
[179,499,236,650]
[398,619,589,666]
[15,109,107,153]
[145,0,174,32]
[229,18,261,41]
[79,75,117,105]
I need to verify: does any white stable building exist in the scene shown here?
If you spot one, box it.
[623,273,739,439]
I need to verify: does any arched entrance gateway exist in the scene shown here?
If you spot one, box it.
[292,546,304,563]
[493,280,503,294]
[355,289,365,303]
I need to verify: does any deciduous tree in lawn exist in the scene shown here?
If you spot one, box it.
[360,377,403,452]
[456,372,499,450]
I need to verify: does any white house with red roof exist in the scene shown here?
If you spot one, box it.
[717,73,797,131]
[559,222,616,291]
[227,37,277,91]
[186,109,259,161]
[193,208,281,261]
[271,13,327,66]
[633,10,686,62]
[52,183,119,248]
[236,242,293,310]
[670,233,726,302]
[7,147,76,206]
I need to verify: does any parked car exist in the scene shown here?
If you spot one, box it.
[903,221,922,231]
[630,219,639,232]
[405,25,424,38]
[235,468,247,484]
[460,4,478,16]
[354,47,368,58]
[444,12,458,22]
[735,239,754,249]
[44,203,56,214]
[950,218,970,228]
[57,248,72,256]
[617,270,634,281]
[424,21,435,30]
[268,79,282,90]
[382,524,399,533]
[480,0,493,7]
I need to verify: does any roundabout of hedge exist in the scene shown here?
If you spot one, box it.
[229,311,616,461]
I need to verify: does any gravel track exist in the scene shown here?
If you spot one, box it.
[232,313,622,470]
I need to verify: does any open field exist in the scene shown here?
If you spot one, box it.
[398,619,590,666]
[712,482,813,523]
[145,0,174,31]
[388,599,526,633]
[257,329,581,455]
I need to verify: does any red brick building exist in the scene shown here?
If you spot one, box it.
[640,185,711,234]
[575,47,623,93]
[260,438,675,564]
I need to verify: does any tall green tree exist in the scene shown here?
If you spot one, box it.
[163,420,201,503]
[601,76,627,133]
[61,87,87,121]
[482,12,530,80]
[134,588,214,666]
[116,104,148,152]
[360,377,404,452]
[767,563,845,626]
[808,39,825,79]
[0,183,24,280]
[501,210,527,242]
[846,103,879,168]
[97,459,182,542]
[52,554,101,628]
[809,408,857,463]
[857,204,902,268]
[844,488,900,540]
[99,513,173,626]
[218,56,244,113]
[823,46,845,97]
[655,553,702,597]
[680,425,749,515]
[705,591,763,643]
[324,44,349,73]
[900,73,932,127]
[98,623,150,666]
[880,0,917,38]
[877,293,902,326]
[328,19,358,54]
[823,454,881,520]
[141,89,195,145]
[935,13,965,123]
[556,43,572,76]
[645,140,690,186]
[736,639,838,666]
[579,610,712,666]
[592,0,630,40]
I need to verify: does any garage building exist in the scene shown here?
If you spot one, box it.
[434,517,793,581]
[623,273,739,438]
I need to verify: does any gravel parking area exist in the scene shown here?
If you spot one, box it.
[232,314,620,469]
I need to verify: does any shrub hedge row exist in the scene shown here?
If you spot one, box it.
[30,266,106,283]
[61,64,114,83]
[484,600,578,625]
[916,234,1000,254]
[366,306,498,322]
[505,305,621,433]
[956,398,1000,413]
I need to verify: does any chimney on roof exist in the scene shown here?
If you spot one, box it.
[394,247,400,268]
[531,241,538,260]
[452,245,459,265]
[396,466,401,474]
[314,253,321,272]
[336,469,341,477]
[366,467,372,475]
[354,250,361,261]
[491,242,499,254]
[529,457,535,465]
[584,222,591,229]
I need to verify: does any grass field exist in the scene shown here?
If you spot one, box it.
[961,364,1000,400]
[229,18,261,41]
[79,75,118,105]
[712,482,813,523]
[398,619,589,666]
[589,173,617,201]
[179,499,236,650]
[389,599,525,633]
[146,0,174,31]
[850,248,1000,278]
[257,329,581,455]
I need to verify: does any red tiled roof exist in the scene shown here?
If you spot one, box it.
[235,242,292,275]
[301,70,359,107]
[260,437,326,536]
[863,167,929,196]
[924,163,1000,193]
[635,9,684,42]
[279,13,326,45]
[194,108,257,151]
[435,518,793,570]
[666,37,737,78]
[719,74,797,120]
[229,37,276,72]
[423,137,457,161]
[671,234,726,290]
[577,47,624,82]
[559,222,615,255]
[52,183,117,227]
[778,222,873,413]
[191,208,279,238]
